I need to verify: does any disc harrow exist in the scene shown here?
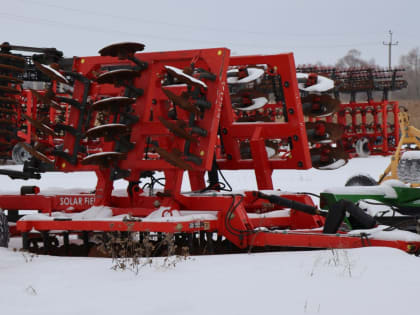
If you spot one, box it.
[297,65,405,158]
[0,43,419,256]
[0,43,25,160]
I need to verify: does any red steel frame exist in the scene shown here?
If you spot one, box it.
[1,47,418,253]
[309,100,400,156]
[217,54,312,189]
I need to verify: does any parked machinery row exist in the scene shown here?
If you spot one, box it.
[0,42,418,255]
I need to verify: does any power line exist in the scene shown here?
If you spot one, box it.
[17,0,382,39]
[383,30,399,69]
[0,12,382,53]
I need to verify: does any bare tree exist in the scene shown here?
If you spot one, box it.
[335,49,375,68]
[398,48,420,99]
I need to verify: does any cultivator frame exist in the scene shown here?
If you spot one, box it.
[1,43,419,255]
[298,66,405,157]
[308,100,400,157]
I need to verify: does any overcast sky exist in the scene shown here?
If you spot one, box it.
[2,0,419,67]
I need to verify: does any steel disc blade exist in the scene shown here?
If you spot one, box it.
[99,42,145,58]
[96,69,140,85]
[22,114,57,137]
[0,74,23,84]
[0,107,17,115]
[34,62,69,84]
[0,119,15,126]
[310,146,348,170]
[0,52,25,63]
[301,94,340,117]
[85,123,130,140]
[30,89,62,110]
[0,63,25,74]
[305,121,344,143]
[81,151,126,166]
[91,96,136,112]
[164,66,207,90]
[0,85,20,94]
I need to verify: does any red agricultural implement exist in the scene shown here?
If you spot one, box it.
[0,42,419,255]
[297,66,406,158]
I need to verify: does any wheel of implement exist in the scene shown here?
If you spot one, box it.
[345,174,377,186]
[398,151,420,183]
[355,137,370,157]
[12,143,32,164]
[0,209,9,248]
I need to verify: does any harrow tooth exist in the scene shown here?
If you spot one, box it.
[0,85,20,94]
[0,63,25,74]
[305,121,344,143]
[91,96,136,113]
[81,152,126,167]
[0,74,23,84]
[0,52,26,63]
[99,42,145,59]
[0,129,17,137]
[34,62,69,84]
[22,114,57,137]
[301,94,340,117]
[162,88,200,115]
[0,119,15,126]
[164,65,208,90]
[158,116,198,143]
[0,96,19,104]
[30,89,62,110]
[0,107,17,115]
[19,142,54,164]
[310,145,348,170]
[152,145,193,170]
[0,139,12,147]
[85,123,130,141]
[96,69,140,85]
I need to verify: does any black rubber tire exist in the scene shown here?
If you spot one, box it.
[398,158,420,183]
[345,174,377,186]
[0,209,9,248]
[12,143,32,164]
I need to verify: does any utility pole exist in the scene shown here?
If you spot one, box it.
[383,30,398,69]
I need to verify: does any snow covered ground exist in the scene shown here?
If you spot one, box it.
[1,156,420,315]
